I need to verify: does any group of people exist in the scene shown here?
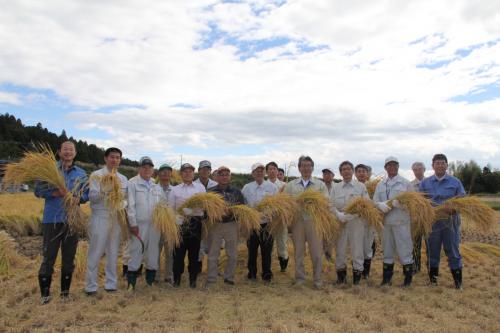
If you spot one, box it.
[34,141,465,305]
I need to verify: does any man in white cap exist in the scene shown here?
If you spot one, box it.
[373,156,414,287]
[85,147,128,296]
[331,161,368,285]
[410,161,426,274]
[168,163,206,288]
[157,163,175,283]
[205,166,245,286]
[126,156,166,290]
[195,160,218,273]
[266,161,289,272]
[284,156,328,289]
[242,163,278,282]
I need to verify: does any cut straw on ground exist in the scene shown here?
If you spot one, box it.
[435,196,495,234]
[389,191,435,239]
[229,205,262,239]
[153,202,180,250]
[296,190,340,243]
[256,193,298,239]
[178,192,227,231]
[0,231,25,276]
[344,196,384,233]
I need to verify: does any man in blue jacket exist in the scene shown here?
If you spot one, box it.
[35,141,89,304]
[419,154,465,289]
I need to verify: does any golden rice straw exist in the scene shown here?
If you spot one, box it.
[229,205,262,239]
[296,190,340,244]
[256,193,298,239]
[153,202,180,250]
[344,196,384,233]
[435,196,495,234]
[365,177,382,199]
[91,170,128,235]
[178,192,227,231]
[388,191,435,239]
[0,231,25,276]
[2,144,89,236]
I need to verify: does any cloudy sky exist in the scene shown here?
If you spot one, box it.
[1,0,499,178]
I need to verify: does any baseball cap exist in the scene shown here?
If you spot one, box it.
[180,163,195,171]
[198,160,212,169]
[216,166,231,174]
[158,163,173,172]
[139,156,154,167]
[251,163,265,172]
[384,156,399,166]
[322,167,334,174]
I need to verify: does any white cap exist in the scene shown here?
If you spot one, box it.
[384,156,399,166]
[251,163,265,172]
[322,167,334,174]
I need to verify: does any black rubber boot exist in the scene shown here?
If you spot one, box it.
[353,270,362,285]
[60,272,72,298]
[189,274,197,289]
[381,263,394,286]
[429,266,439,286]
[279,257,289,272]
[122,264,128,277]
[127,271,138,291]
[451,268,462,290]
[362,259,371,279]
[336,269,347,285]
[173,273,181,287]
[403,264,413,287]
[38,275,52,305]
[145,269,156,286]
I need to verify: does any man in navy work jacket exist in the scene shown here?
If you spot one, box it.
[34,141,89,304]
[419,154,466,289]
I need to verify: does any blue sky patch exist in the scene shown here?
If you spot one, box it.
[450,82,500,104]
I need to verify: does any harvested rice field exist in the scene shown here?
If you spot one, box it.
[1,193,500,332]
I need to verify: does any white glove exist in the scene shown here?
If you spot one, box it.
[392,199,402,209]
[121,200,128,210]
[376,201,392,213]
[344,213,358,221]
[175,215,184,225]
[336,211,348,223]
[182,208,193,216]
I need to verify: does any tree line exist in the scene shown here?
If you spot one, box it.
[449,161,500,194]
[0,113,139,167]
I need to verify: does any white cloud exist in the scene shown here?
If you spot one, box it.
[0,92,21,105]
[0,0,499,177]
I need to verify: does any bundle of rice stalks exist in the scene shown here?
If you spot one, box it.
[153,202,180,250]
[296,190,340,243]
[365,178,382,199]
[256,193,298,238]
[178,192,227,230]
[229,205,262,239]
[0,231,25,277]
[0,215,42,237]
[2,144,89,236]
[435,196,495,234]
[389,192,435,239]
[344,197,384,232]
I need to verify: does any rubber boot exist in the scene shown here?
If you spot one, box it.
[336,269,347,285]
[362,259,371,279]
[189,274,197,289]
[38,275,52,305]
[127,271,138,291]
[403,264,413,287]
[279,257,289,272]
[429,266,439,286]
[353,270,362,285]
[145,269,156,286]
[381,263,394,286]
[60,271,72,298]
[451,268,462,290]
[122,264,128,277]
